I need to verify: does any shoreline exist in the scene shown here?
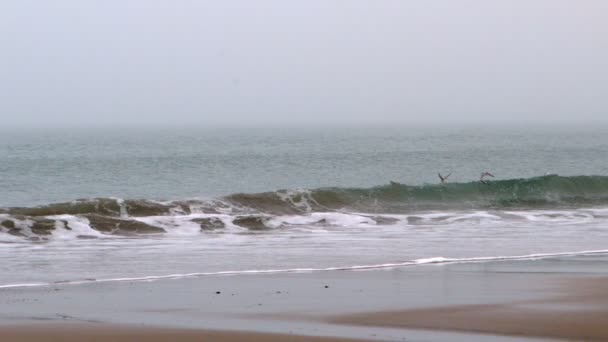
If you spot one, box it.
[1,256,607,341]
[0,324,364,342]
[332,277,608,341]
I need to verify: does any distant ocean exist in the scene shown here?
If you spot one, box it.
[1,125,608,288]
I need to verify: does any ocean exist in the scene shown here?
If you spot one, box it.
[1,125,608,288]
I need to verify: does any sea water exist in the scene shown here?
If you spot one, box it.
[1,124,607,287]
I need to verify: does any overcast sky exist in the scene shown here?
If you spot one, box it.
[1,1,606,126]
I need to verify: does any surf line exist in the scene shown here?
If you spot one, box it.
[2,249,608,290]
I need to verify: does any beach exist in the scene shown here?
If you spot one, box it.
[2,254,606,341]
[3,0,608,339]
[0,325,362,342]
[333,277,608,341]
[2,127,608,341]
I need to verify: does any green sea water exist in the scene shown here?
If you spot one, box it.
[1,124,607,207]
[1,124,608,288]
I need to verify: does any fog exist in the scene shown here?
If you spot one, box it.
[1,1,607,126]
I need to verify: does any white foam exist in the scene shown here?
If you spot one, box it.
[410,211,502,223]
[2,249,607,290]
[267,212,376,228]
[276,189,327,212]
[0,214,28,241]
[133,213,254,236]
[0,283,49,289]
[112,197,128,218]
[48,215,108,239]
[503,210,595,225]
[135,216,199,236]
[0,215,38,239]
[415,257,450,263]
[3,206,608,242]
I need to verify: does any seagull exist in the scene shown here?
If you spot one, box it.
[480,171,494,185]
[438,172,451,184]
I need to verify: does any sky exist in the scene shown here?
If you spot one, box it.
[0,1,607,126]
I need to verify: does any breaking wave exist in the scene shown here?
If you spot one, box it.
[1,175,608,239]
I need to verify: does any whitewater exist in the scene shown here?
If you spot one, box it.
[2,177,608,288]
[1,126,607,289]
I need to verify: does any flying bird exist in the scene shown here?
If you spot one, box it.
[480,171,494,185]
[438,172,451,184]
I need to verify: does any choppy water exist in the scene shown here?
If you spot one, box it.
[1,125,608,288]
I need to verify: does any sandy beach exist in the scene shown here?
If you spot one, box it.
[3,0,608,340]
[0,325,362,342]
[2,254,606,341]
[332,277,608,341]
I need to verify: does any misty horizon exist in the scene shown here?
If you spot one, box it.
[1,1,607,126]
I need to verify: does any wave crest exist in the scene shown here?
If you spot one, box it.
[2,175,608,239]
[4,175,608,216]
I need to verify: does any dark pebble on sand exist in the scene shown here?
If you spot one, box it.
[324,285,329,288]
[215,291,221,294]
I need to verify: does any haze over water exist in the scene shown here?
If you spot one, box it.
[1,1,608,302]
[2,125,607,207]
[1,125,608,289]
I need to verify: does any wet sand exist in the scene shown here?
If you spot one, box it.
[1,255,607,341]
[332,278,608,341]
[0,324,362,342]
